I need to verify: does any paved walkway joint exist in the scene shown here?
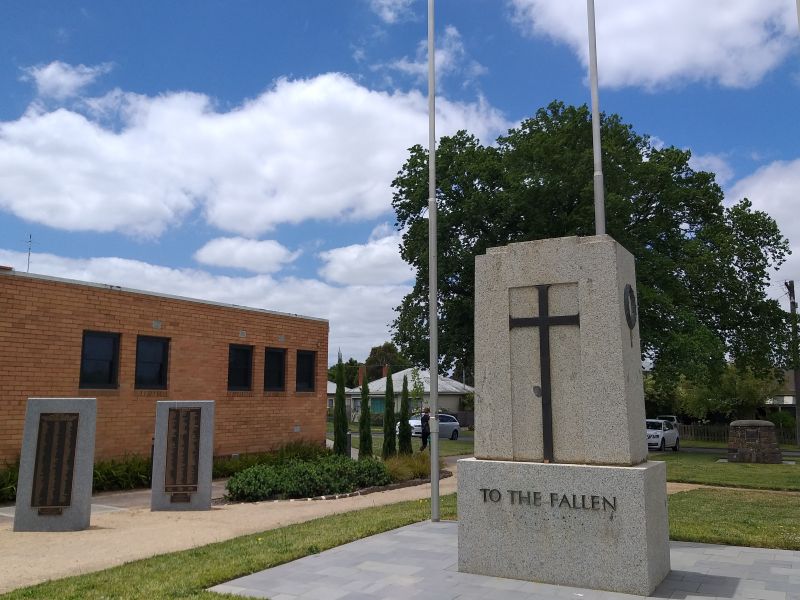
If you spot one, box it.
[210,521,800,600]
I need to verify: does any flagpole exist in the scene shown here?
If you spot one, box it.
[427,0,440,522]
[587,0,606,236]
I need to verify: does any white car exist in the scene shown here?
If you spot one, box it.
[646,419,679,451]
[396,413,461,440]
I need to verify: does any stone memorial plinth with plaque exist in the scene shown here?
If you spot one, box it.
[458,236,670,596]
[151,400,214,511]
[14,397,97,532]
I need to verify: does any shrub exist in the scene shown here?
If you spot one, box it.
[398,375,413,455]
[225,454,390,502]
[382,366,396,459]
[93,455,152,492]
[0,460,19,503]
[384,453,435,483]
[358,378,373,459]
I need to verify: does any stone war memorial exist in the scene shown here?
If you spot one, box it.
[151,400,215,511]
[14,397,97,532]
[458,235,670,596]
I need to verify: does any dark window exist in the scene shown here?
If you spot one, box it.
[264,348,286,391]
[135,336,170,389]
[80,331,120,388]
[296,350,316,392]
[228,344,253,390]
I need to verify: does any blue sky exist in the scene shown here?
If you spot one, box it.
[1,0,799,362]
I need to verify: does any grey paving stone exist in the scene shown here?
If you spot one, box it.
[208,521,800,600]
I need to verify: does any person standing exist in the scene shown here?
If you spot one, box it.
[420,407,431,452]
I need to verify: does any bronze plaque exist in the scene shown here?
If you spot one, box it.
[164,408,201,494]
[31,413,79,513]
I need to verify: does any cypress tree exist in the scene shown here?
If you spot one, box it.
[382,366,396,459]
[358,375,373,459]
[333,351,349,456]
[398,374,413,455]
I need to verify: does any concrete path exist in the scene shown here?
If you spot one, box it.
[211,520,800,600]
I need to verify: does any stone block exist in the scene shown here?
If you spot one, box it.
[457,457,670,596]
[474,235,647,465]
[151,400,215,511]
[728,420,782,464]
[14,397,96,532]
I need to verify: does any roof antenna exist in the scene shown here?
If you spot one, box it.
[27,234,33,272]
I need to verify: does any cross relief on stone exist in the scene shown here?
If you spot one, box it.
[509,284,580,463]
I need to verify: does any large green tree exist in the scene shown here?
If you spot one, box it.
[364,342,410,382]
[392,101,789,391]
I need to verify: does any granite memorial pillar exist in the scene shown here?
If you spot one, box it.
[458,236,670,596]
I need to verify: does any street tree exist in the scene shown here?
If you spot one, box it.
[391,101,789,394]
[365,342,410,382]
[398,375,413,455]
[333,352,349,457]
[327,357,359,388]
[382,366,396,459]
[358,377,373,459]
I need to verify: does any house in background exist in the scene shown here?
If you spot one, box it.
[767,370,798,415]
[361,368,473,418]
[326,380,360,420]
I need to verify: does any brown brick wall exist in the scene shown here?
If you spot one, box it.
[0,271,329,463]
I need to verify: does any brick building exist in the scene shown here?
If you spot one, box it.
[0,268,328,464]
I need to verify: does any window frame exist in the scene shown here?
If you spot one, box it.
[227,344,254,391]
[264,347,287,392]
[295,350,316,392]
[135,335,170,390]
[79,330,121,389]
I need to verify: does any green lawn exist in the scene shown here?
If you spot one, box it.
[650,451,800,490]
[5,487,800,599]
[670,488,800,550]
[333,433,473,458]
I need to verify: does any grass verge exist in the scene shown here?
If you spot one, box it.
[670,488,800,550]
[681,439,799,451]
[649,451,800,490]
[1,495,457,600]
[333,435,473,458]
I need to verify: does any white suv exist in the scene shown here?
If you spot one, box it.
[646,419,679,452]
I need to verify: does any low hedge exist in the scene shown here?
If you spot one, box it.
[0,441,330,503]
[226,455,391,502]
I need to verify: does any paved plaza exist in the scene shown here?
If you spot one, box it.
[210,521,800,600]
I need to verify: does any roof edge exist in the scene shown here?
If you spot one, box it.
[0,269,328,324]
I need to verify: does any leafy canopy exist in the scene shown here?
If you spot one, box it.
[391,101,789,389]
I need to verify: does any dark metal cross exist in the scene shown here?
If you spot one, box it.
[509,284,580,463]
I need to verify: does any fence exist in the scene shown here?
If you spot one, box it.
[677,423,797,445]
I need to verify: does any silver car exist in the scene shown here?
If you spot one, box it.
[646,419,679,451]
[396,413,461,440]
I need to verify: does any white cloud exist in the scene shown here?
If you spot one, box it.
[318,224,414,286]
[0,71,509,237]
[21,61,112,99]
[0,248,409,362]
[369,0,415,24]
[729,159,800,308]
[383,25,488,86]
[509,0,798,89]
[194,237,301,274]
[688,153,734,187]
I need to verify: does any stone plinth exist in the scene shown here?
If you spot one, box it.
[458,457,670,596]
[474,236,647,465]
[14,398,96,532]
[151,400,215,511]
[728,420,782,464]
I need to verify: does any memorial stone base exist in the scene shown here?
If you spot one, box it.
[458,457,670,596]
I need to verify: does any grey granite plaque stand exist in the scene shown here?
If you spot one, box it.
[458,236,670,596]
[151,400,214,511]
[14,397,97,532]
